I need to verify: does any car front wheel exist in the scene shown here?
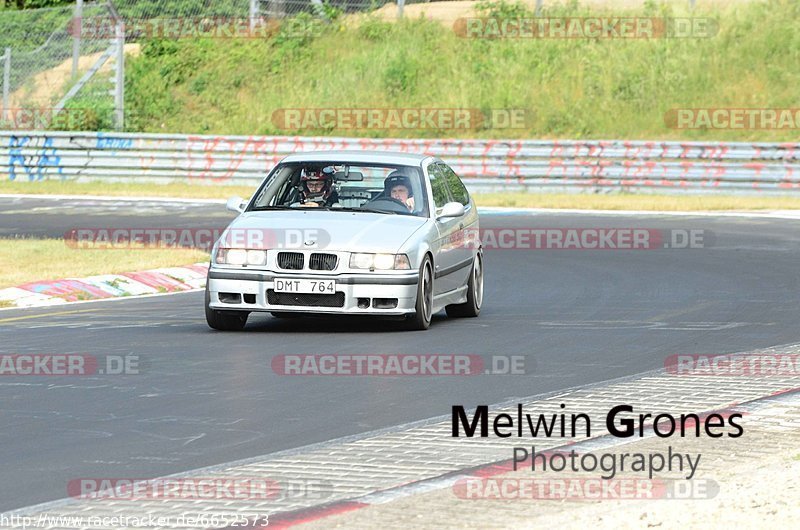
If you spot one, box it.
[205,287,249,331]
[404,255,433,331]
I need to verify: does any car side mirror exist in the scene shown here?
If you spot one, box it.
[437,201,465,219]
[226,196,246,213]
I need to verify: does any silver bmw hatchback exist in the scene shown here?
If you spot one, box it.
[205,150,483,331]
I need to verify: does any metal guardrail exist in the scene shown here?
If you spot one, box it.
[2,130,800,194]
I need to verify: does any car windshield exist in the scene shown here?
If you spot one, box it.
[249,162,428,217]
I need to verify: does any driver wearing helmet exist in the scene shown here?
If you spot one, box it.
[299,166,339,208]
[384,171,415,212]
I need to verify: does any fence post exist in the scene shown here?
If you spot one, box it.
[2,48,10,122]
[249,0,257,33]
[535,0,543,16]
[72,0,84,79]
[114,22,124,131]
[398,0,405,20]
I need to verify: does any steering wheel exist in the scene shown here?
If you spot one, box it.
[367,196,411,213]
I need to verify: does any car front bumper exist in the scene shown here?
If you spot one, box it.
[206,269,419,316]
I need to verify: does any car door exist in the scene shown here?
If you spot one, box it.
[438,162,476,289]
[427,162,461,295]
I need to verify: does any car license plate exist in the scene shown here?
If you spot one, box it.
[274,278,336,294]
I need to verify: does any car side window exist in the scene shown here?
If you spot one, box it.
[440,164,470,206]
[428,164,451,210]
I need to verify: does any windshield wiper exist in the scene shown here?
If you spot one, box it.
[312,206,395,214]
[249,205,295,211]
[351,206,400,214]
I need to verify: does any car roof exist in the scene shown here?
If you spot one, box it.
[280,150,431,166]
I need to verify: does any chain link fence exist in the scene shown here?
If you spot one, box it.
[259,0,395,20]
[1,0,420,132]
[0,2,113,126]
[110,0,404,24]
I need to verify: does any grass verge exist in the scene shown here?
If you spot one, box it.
[0,180,257,200]
[0,239,209,289]
[474,193,800,211]
[120,0,800,141]
[4,181,800,211]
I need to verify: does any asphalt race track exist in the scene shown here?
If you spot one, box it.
[0,197,233,239]
[2,197,800,511]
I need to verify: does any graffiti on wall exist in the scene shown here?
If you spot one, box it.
[7,135,63,181]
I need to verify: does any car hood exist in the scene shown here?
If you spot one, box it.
[220,210,428,253]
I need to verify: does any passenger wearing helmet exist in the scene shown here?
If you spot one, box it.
[299,166,339,207]
[384,171,415,212]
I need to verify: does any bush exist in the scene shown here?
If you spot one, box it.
[474,0,533,19]
[121,0,800,141]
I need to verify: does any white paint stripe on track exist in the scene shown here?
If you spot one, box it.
[4,195,800,219]
[0,193,227,204]
[479,206,800,219]
[0,288,202,313]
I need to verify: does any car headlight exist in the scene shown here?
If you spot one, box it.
[350,253,374,269]
[373,253,395,269]
[215,248,267,266]
[246,250,267,265]
[349,253,411,270]
[393,254,411,270]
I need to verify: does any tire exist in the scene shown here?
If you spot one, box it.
[205,287,249,331]
[403,255,434,331]
[445,252,483,318]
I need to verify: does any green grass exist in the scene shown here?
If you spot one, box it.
[473,192,800,211]
[0,239,209,289]
[0,180,258,200]
[121,0,800,140]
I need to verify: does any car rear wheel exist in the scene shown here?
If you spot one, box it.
[403,255,433,331]
[445,252,483,318]
[205,287,249,331]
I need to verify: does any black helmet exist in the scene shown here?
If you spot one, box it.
[384,171,413,198]
[300,166,334,201]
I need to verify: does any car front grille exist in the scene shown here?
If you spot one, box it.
[267,290,345,308]
[277,252,304,270]
[309,253,338,271]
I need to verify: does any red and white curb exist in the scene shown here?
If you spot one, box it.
[2,348,799,530]
[0,263,209,309]
[232,394,797,530]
